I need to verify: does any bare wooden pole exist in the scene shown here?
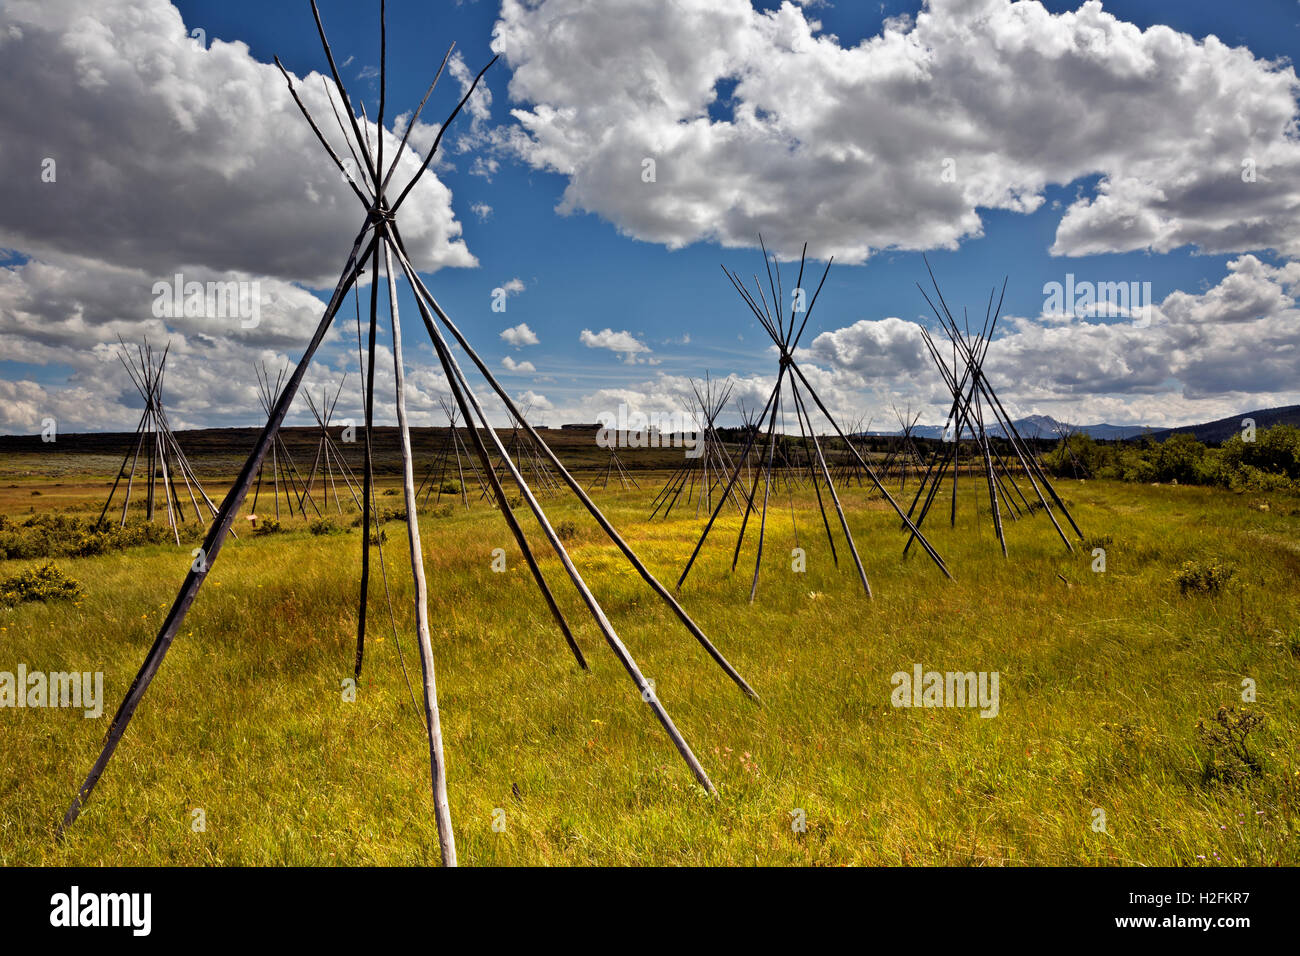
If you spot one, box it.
[155,424,180,542]
[790,375,839,566]
[449,403,470,509]
[429,361,589,669]
[163,426,204,526]
[789,380,871,596]
[154,394,225,531]
[747,378,782,603]
[98,407,149,527]
[271,442,282,520]
[353,239,381,680]
[301,391,326,508]
[973,391,1007,556]
[274,57,370,206]
[308,0,380,189]
[378,44,455,194]
[117,419,147,526]
[376,236,584,674]
[145,402,156,523]
[58,225,376,835]
[381,236,456,866]
[731,378,785,574]
[390,55,498,215]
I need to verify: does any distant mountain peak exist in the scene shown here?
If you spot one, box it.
[898,414,1150,441]
[868,404,1300,443]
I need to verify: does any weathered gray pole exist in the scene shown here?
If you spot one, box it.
[381,237,456,866]
[58,225,376,835]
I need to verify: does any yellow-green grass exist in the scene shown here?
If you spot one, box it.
[1,473,1296,865]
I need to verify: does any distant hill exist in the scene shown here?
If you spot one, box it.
[1143,405,1300,443]
[897,415,1150,442]
[868,405,1300,444]
[0,424,696,478]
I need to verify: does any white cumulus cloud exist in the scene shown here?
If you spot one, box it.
[500,321,539,346]
[579,327,652,363]
[502,355,537,373]
[492,0,1300,261]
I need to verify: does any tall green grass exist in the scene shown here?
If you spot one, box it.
[0,476,1296,865]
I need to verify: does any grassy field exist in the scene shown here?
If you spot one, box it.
[1,447,1297,865]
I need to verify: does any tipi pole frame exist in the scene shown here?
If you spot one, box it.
[387,227,756,703]
[63,4,759,857]
[920,261,1084,545]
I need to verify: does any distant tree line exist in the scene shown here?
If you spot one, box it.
[1041,424,1300,491]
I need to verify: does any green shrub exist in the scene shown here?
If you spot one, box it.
[1041,433,1104,478]
[1042,425,1299,490]
[1174,559,1235,596]
[556,520,579,541]
[1122,456,1158,483]
[308,518,345,536]
[1221,424,1300,482]
[0,563,85,606]
[1196,706,1265,785]
[70,531,113,557]
[0,514,174,560]
[253,519,282,536]
[1226,464,1294,493]
[1150,433,1205,484]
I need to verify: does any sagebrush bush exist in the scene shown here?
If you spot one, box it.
[1174,559,1235,595]
[1196,706,1265,785]
[0,563,85,606]
[0,514,176,559]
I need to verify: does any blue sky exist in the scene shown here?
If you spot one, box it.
[1,0,1298,433]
